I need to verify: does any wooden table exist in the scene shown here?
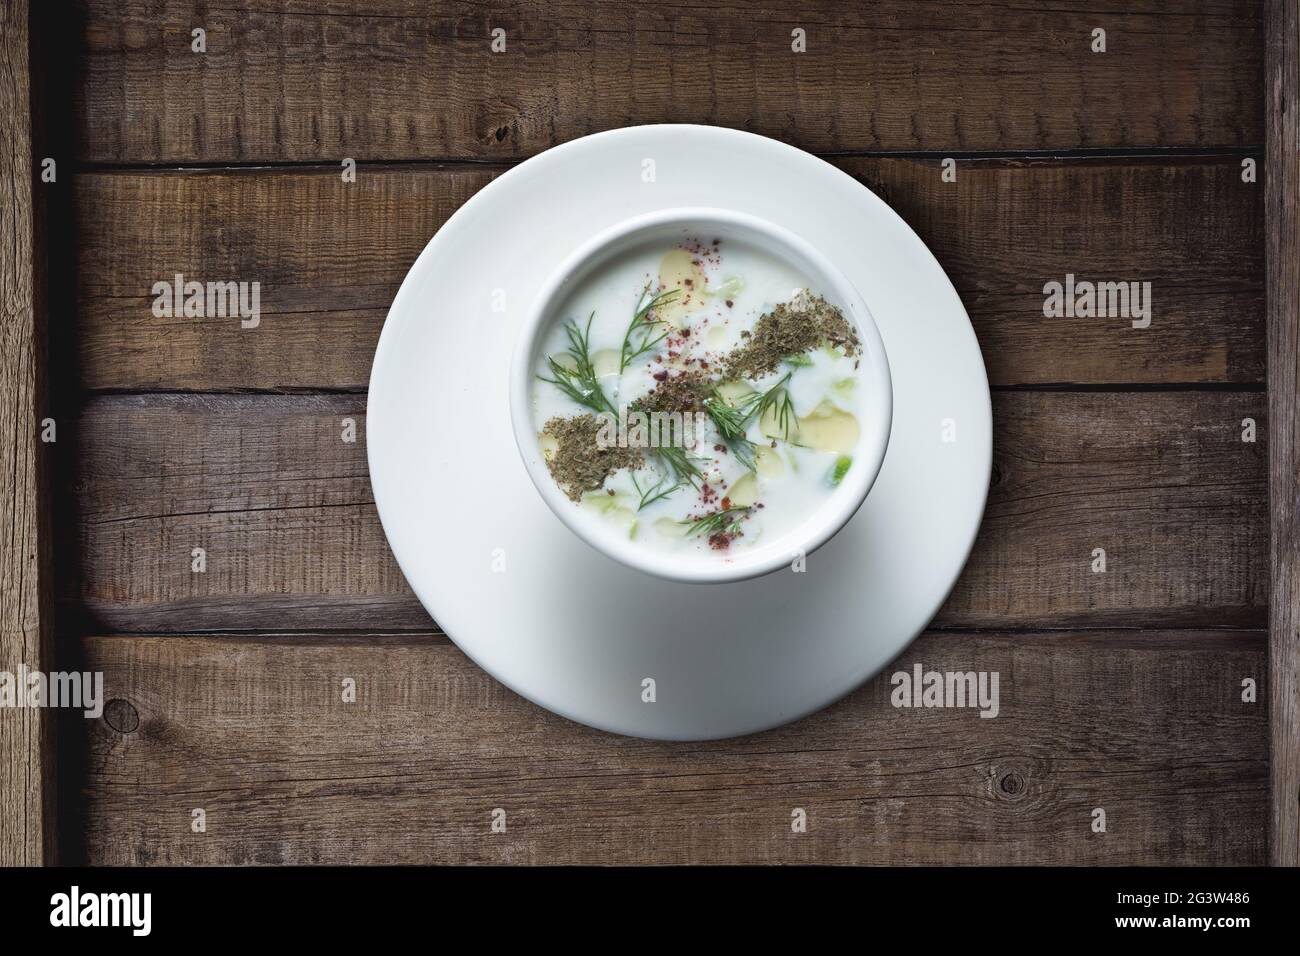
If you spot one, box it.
[2,0,1297,865]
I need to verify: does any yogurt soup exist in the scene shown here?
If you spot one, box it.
[530,237,867,557]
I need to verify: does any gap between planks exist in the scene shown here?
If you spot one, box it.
[63,145,1265,175]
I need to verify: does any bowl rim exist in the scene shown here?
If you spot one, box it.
[508,205,893,584]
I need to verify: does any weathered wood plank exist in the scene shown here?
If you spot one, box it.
[71,157,1263,391]
[65,391,1267,633]
[0,0,55,865]
[71,629,1267,865]
[72,0,1263,163]
[1265,0,1300,867]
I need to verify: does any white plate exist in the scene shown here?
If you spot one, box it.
[368,125,991,740]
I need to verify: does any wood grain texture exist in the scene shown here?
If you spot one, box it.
[1266,0,1299,867]
[36,0,1273,870]
[64,391,1266,633]
[71,156,1263,391]
[72,0,1263,163]
[70,629,1266,865]
[0,0,55,865]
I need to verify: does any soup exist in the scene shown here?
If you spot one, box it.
[529,236,866,557]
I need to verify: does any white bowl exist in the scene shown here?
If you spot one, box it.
[509,206,892,584]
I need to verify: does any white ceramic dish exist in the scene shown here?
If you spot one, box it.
[368,124,991,740]
[509,206,893,584]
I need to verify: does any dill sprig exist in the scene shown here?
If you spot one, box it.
[683,506,751,537]
[620,286,683,373]
[625,392,707,489]
[704,390,759,437]
[754,373,796,440]
[631,470,681,511]
[725,436,758,471]
[654,444,706,488]
[538,312,615,416]
[703,372,795,468]
[703,393,758,470]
